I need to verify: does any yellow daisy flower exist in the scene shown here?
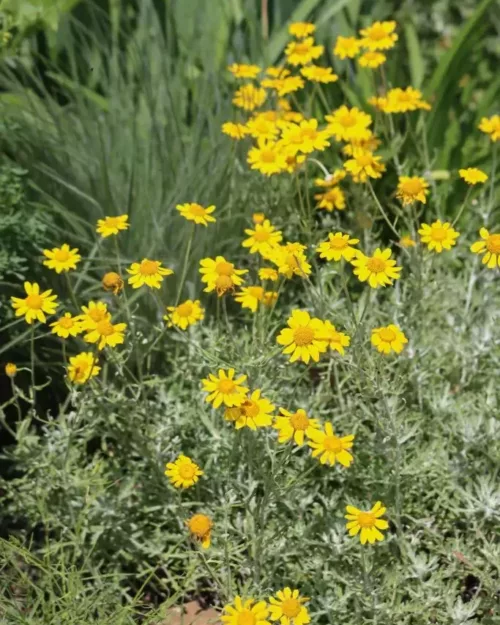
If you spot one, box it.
[164,299,204,330]
[459,168,488,185]
[253,212,266,224]
[84,317,127,351]
[342,133,381,156]
[351,248,402,288]
[316,232,359,262]
[67,352,100,385]
[274,408,320,446]
[359,21,398,50]
[320,320,350,355]
[371,324,408,354]
[11,281,58,324]
[314,187,346,211]
[308,422,354,466]
[377,87,431,114]
[201,368,248,408]
[245,115,280,141]
[186,514,213,549]
[396,176,429,205]
[127,259,174,289]
[289,22,315,39]
[165,455,203,489]
[176,203,216,226]
[470,228,500,269]
[199,256,248,296]
[333,36,362,59]
[228,63,261,79]
[276,309,328,364]
[280,118,331,155]
[234,286,265,313]
[242,219,283,255]
[96,214,129,237]
[478,115,500,142]
[259,267,279,282]
[345,501,389,544]
[233,84,267,111]
[285,37,324,66]
[358,51,386,68]
[222,122,250,140]
[269,588,310,625]
[344,148,385,182]
[261,74,305,97]
[263,291,278,306]
[418,220,460,253]
[325,105,372,142]
[235,389,275,430]
[314,169,346,187]
[247,138,287,176]
[79,301,109,330]
[269,243,311,279]
[50,312,82,338]
[5,363,17,378]
[300,65,338,83]
[221,597,270,625]
[101,271,124,295]
[42,244,81,273]
[399,235,416,248]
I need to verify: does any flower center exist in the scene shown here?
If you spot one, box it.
[329,237,348,249]
[293,42,310,55]
[323,435,343,453]
[289,410,309,431]
[178,464,196,480]
[293,327,314,346]
[340,114,356,128]
[177,302,194,317]
[105,217,121,227]
[189,204,206,216]
[215,275,234,293]
[431,227,447,242]
[237,610,256,625]
[357,511,376,528]
[281,599,301,618]
[402,179,423,195]
[356,153,373,167]
[218,379,236,394]
[54,249,70,262]
[88,308,107,322]
[140,260,159,275]
[96,319,115,336]
[260,149,277,163]
[243,400,260,419]
[366,257,386,273]
[59,317,74,329]
[379,328,396,342]
[26,294,43,309]
[216,261,234,276]
[103,272,122,288]
[188,514,211,536]
[301,128,318,140]
[486,234,500,254]
[247,286,264,299]
[253,230,270,242]
[369,25,387,40]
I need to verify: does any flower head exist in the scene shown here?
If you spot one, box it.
[186,514,213,548]
[96,214,129,237]
[102,271,124,295]
[276,309,328,364]
[358,51,386,68]
[245,114,280,141]
[222,122,250,140]
[221,597,270,625]
[50,312,82,338]
[201,368,248,408]
[176,203,216,226]
[235,389,275,430]
[199,256,247,296]
[289,22,315,38]
[314,187,346,211]
[459,168,488,185]
[308,422,354,466]
[269,243,311,279]
[351,248,402,288]
[280,118,331,155]
[399,235,416,248]
[376,87,431,113]
[165,455,203,489]
[479,115,500,142]
[320,320,350,355]
[84,317,127,350]
[316,232,359,262]
[5,363,17,378]
[234,286,265,313]
[470,228,500,269]
[263,291,278,307]
[67,352,101,384]
[243,220,283,255]
[342,133,381,156]
[164,300,204,329]
[11,282,58,324]
[261,72,305,97]
[418,220,460,253]
[314,169,346,187]
[269,588,310,625]
[259,267,279,282]
[233,84,267,111]
[228,63,261,79]
[325,106,372,142]
[43,244,81,273]
[300,65,338,83]
[371,324,408,354]
[359,21,398,50]
[396,176,429,205]
[247,138,287,176]
[333,36,361,59]
[127,259,174,289]
[344,148,385,182]
[345,501,389,544]
[79,301,109,330]
[274,408,320,446]
[253,212,266,224]
[285,37,324,66]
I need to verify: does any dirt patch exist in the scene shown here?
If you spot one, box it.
[159,600,220,625]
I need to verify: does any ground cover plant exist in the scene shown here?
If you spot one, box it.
[1,1,500,624]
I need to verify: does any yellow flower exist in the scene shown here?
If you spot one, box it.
[399,235,416,248]
[261,74,305,97]
[67,352,100,384]
[376,87,431,113]
[259,267,279,282]
[164,300,205,330]
[176,203,216,226]
[371,324,408,354]
[478,115,500,142]
[344,148,385,182]
[351,248,402,288]
[186,514,213,548]
[308,422,354,466]
[280,119,331,155]
[221,597,270,625]
[320,320,350,355]
[234,286,265,313]
[253,212,266,224]
[470,228,500,269]
[289,22,315,38]
[224,406,244,423]
[201,368,248,408]
[199,256,248,296]
[269,588,310,625]
[325,106,372,142]
[11,282,58,324]
[316,232,359,262]
[269,243,312,279]
[84,317,127,350]
[285,37,324,66]
[233,84,267,111]
[314,169,346,187]
[276,309,328,364]
[165,455,203,489]
[43,244,81,273]
[5,363,17,378]
[459,168,488,185]
[235,389,275,430]
[263,291,278,306]
[333,36,362,59]
[245,114,280,141]
[418,220,460,253]
[314,187,346,211]
[102,271,124,295]
[247,138,287,176]
[300,65,338,83]
[79,301,109,330]
[274,408,320,446]
[358,51,386,68]
[396,176,429,205]
[342,133,381,156]
[228,63,261,79]
[359,21,398,50]
[243,219,283,255]
[222,122,250,140]
[345,501,389,544]
[96,214,129,237]
[50,312,82,338]
[127,259,174,289]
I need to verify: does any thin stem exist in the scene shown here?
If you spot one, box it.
[30,325,36,406]
[307,157,330,178]
[367,180,400,239]
[452,187,472,227]
[64,273,79,311]
[261,0,269,40]
[489,143,498,211]
[175,224,195,305]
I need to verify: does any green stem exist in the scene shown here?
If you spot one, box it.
[175,224,195,306]
[64,273,79,311]
[367,180,400,239]
[452,187,472,227]
[30,325,36,406]
[489,143,498,212]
